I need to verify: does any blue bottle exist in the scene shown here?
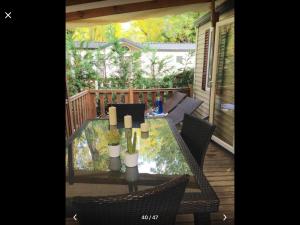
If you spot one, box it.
[155,96,163,114]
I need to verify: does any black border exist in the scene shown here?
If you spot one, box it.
[2,1,66,224]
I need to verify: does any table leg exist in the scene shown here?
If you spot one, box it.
[194,212,211,225]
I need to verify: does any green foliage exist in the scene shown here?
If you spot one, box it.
[162,12,201,43]
[126,130,137,154]
[173,69,194,87]
[107,129,120,146]
[66,31,97,96]
[69,12,202,43]
[145,50,175,86]
[66,31,195,94]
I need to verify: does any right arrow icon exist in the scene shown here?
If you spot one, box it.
[223,214,227,221]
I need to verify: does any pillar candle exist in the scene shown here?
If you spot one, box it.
[140,123,149,132]
[109,106,117,125]
[124,115,132,128]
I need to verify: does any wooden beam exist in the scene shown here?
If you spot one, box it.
[66,0,105,6]
[66,0,211,22]
[207,0,216,123]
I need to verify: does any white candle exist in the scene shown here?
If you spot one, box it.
[124,115,132,128]
[140,123,149,132]
[109,106,117,125]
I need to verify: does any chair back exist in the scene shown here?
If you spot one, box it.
[108,103,145,125]
[163,91,187,113]
[180,114,216,169]
[181,114,216,170]
[72,175,189,225]
[167,97,203,124]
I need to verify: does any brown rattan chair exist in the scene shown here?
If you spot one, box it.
[163,91,187,113]
[180,114,216,170]
[167,97,203,125]
[180,114,216,225]
[71,175,189,225]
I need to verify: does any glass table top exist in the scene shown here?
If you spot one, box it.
[66,118,217,216]
[67,118,192,176]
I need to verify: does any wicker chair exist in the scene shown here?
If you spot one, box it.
[71,175,189,225]
[167,97,203,125]
[180,114,216,170]
[163,91,187,113]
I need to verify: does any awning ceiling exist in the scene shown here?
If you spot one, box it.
[66,0,225,28]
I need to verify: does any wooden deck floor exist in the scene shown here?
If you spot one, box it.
[176,142,234,225]
[66,142,234,225]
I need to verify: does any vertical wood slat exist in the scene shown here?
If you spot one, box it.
[87,94,90,118]
[86,94,90,119]
[80,96,84,123]
[151,92,156,107]
[107,93,112,104]
[125,93,129,103]
[160,91,164,103]
[79,98,82,126]
[83,95,86,121]
[71,101,75,131]
[76,99,80,128]
[133,92,139,103]
[74,99,78,129]
[100,94,105,116]
[129,88,134,103]
[83,94,87,121]
[143,92,148,109]
[89,93,97,119]
[68,100,75,135]
[71,100,75,130]
[65,106,70,138]
[78,98,82,128]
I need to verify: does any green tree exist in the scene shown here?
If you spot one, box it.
[66,31,97,95]
[69,11,202,43]
[144,50,175,87]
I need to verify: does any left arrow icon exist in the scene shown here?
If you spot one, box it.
[73,214,77,221]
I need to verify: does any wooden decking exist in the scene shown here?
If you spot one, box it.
[176,142,234,225]
[66,141,234,225]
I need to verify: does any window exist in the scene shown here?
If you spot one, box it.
[201,28,213,91]
[176,56,183,64]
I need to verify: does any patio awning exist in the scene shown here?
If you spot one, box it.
[66,0,226,28]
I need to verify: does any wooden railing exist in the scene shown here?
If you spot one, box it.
[66,87,190,138]
[65,90,96,139]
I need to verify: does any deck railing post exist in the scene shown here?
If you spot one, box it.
[129,88,134,103]
[67,100,75,135]
[89,91,97,119]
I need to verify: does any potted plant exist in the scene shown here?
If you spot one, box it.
[107,129,121,157]
[109,157,121,171]
[125,166,139,182]
[124,130,138,167]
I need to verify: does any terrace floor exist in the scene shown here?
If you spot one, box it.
[66,142,234,225]
[176,142,234,225]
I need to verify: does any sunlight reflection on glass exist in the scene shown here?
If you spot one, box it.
[70,118,192,175]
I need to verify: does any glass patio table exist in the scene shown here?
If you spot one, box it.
[66,117,219,217]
